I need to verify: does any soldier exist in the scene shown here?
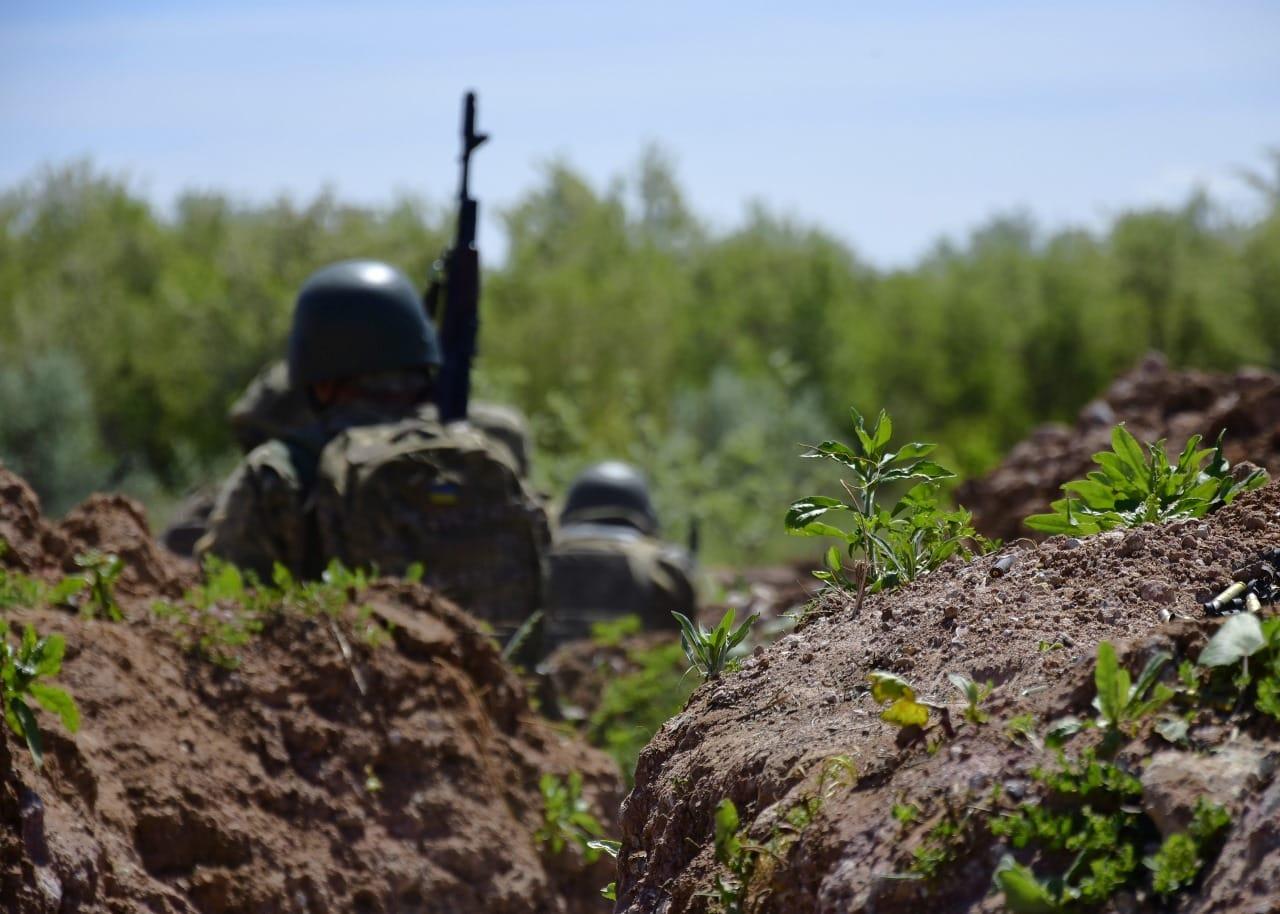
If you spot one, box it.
[227,359,534,476]
[196,259,549,636]
[542,460,696,654]
[161,361,534,556]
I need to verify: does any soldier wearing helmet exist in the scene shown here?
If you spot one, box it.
[197,260,548,634]
[542,461,696,654]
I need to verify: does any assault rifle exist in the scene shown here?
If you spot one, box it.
[427,91,488,423]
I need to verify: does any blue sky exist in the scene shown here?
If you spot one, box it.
[2,0,1277,265]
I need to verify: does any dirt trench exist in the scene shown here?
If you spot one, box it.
[615,483,1280,914]
[958,353,1280,542]
[0,466,622,914]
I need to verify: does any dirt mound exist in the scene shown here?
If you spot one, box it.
[958,354,1280,542]
[1,465,194,598]
[615,484,1280,913]
[1,472,622,913]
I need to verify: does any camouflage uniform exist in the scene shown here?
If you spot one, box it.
[542,462,696,653]
[196,259,549,636]
[162,358,534,557]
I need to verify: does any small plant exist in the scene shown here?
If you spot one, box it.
[868,670,930,728]
[1092,641,1172,746]
[587,838,622,901]
[786,408,993,599]
[947,672,994,724]
[706,798,762,914]
[534,772,607,860]
[1,621,80,768]
[1005,713,1041,750]
[587,639,694,785]
[991,750,1148,909]
[72,551,125,620]
[1145,799,1231,897]
[1025,426,1267,535]
[672,608,757,680]
[892,801,921,827]
[1194,611,1280,721]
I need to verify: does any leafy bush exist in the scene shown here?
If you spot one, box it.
[1025,426,1267,535]
[1,621,80,768]
[787,408,992,596]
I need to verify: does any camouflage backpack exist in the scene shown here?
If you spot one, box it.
[310,417,550,635]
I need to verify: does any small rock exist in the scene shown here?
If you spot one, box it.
[1119,532,1146,558]
[1142,747,1264,837]
[1139,581,1175,604]
[942,605,959,620]
[1181,535,1198,550]
[1243,513,1267,532]
[1063,537,1082,550]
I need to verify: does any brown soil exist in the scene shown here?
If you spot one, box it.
[615,482,1280,914]
[0,466,622,914]
[958,353,1280,542]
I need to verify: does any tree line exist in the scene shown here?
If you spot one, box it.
[1,151,1277,562]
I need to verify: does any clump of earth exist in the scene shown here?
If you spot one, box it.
[0,466,621,914]
[615,478,1280,913]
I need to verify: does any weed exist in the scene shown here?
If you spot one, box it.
[706,798,763,914]
[1,620,80,768]
[1005,713,1042,750]
[1145,800,1230,897]
[867,670,930,728]
[947,672,994,724]
[534,772,606,860]
[891,801,921,828]
[588,838,621,901]
[907,798,981,880]
[1092,641,1172,747]
[587,639,693,785]
[71,551,124,620]
[1194,611,1280,721]
[1025,426,1267,535]
[786,408,993,598]
[673,607,757,680]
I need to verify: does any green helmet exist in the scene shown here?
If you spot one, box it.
[288,259,441,388]
[560,461,658,536]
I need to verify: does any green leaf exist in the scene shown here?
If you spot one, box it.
[713,798,741,865]
[893,442,936,461]
[882,697,929,727]
[1111,425,1149,480]
[785,496,846,531]
[1093,642,1129,727]
[994,856,1060,913]
[586,838,621,858]
[868,671,915,704]
[11,698,43,768]
[28,683,79,733]
[1198,613,1267,668]
[1023,511,1079,535]
[1044,715,1083,749]
[871,410,893,450]
[31,634,65,677]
